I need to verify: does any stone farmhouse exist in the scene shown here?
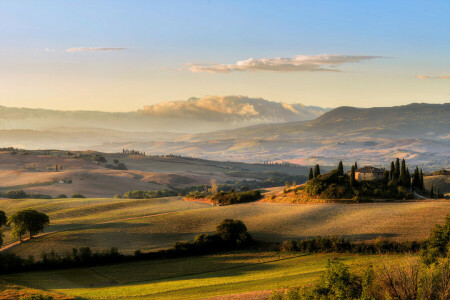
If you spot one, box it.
[353,166,385,181]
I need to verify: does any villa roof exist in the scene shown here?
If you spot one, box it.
[355,166,384,173]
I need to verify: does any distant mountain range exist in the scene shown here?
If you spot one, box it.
[0,102,448,169]
[0,96,329,133]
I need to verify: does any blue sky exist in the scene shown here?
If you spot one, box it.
[0,0,449,111]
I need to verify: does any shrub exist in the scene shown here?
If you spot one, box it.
[56,194,67,198]
[6,190,27,199]
[71,193,85,198]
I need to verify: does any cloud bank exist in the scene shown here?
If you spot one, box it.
[138,95,328,122]
[65,47,126,52]
[188,54,382,73]
[417,75,450,79]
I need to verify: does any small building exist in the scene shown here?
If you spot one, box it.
[354,166,385,181]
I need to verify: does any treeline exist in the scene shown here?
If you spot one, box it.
[280,214,449,263]
[0,190,52,199]
[279,236,422,255]
[122,149,145,155]
[0,219,252,275]
[119,174,305,199]
[1,190,85,199]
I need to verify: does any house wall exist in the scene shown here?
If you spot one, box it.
[355,172,384,181]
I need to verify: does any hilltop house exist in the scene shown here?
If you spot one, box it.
[353,166,385,181]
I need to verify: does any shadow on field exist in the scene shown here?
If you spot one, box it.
[251,231,399,243]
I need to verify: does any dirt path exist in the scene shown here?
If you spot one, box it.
[0,210,196,253]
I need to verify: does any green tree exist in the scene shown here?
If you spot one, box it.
[350,165,356,187]
[383,169,389,181]
[422,215,450,264]
[390,161,395,180]
[419,168,424,190]
[314,164,320,178]
[399,159,406,186]
[394,158,400,180]
[412,166,420,188]
[309,168,313,180]
[0,210,6,248]
[7,209,50,241]
[436,187,440,199]
[405,167,411,189]
[354,161,358,170]
[430,186,434,198]
[216,219,252,246]
[337,161,344,176]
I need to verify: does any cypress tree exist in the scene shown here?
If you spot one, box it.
[350,165,356,187]
[354,162,358,170]
[430,186,434,198]
[383,170,389,181]
[390,161,395,180]
[419,169,424,190]
[314,164,320,178]
[309,168,313,180]
[412,166,419,188]
[405,168,411,189]
[394,158,400,180]
[436,187,440,199]
[399,159,406,186]
[337,161,344,175]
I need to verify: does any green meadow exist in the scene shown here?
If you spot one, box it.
[1,252,402,300]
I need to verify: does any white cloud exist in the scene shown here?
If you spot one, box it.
[65,47,126,52]
[138,95,328,122]
[416,75,450,79]
[187,54,382,73]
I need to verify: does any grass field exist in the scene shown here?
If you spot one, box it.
[0,251,402,300]
[2,197,449,258]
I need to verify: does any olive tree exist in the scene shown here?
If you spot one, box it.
[7,209,49,241]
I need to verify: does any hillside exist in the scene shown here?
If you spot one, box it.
[0,150,307,198]
[2,197,449,257]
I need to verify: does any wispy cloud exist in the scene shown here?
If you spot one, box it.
[138,95,328,122]
[65,47,126,53]
[416,75,450,79]
[187,54,383,73]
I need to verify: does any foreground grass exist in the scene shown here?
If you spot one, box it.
[1,252,402,300]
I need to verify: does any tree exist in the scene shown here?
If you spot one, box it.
[430,186,434,198]
[390,161,395,180]
[419,169,424,190]
[309,168,314,180]
[285,181,291,189]
[216,219,252,246]
[337,161,344,176]
[405,168,411,189]
[383,170,389,181]
[314,164,320,178]
[399,159,406,186]
[436,187,440,199]
[412,166,420,188]
[394,158,400,180]
[7,209,50,241]
[354,162,358,170]
[210,179,218,194]
[0,210,6,248]
[350,166,356,187]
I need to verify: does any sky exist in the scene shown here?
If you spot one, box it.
[0,0,449,112]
